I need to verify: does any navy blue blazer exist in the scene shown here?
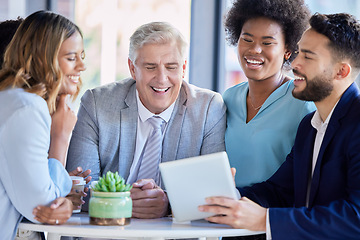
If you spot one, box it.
[241,83,360,239]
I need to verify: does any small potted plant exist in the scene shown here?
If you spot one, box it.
[89,171,132,225]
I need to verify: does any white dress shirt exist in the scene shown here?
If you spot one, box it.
[266,102,338,239]
[126,90,175,185]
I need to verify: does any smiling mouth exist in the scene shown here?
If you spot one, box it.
[151,87,170,93]
[245,57,264,65]
[293,74,306,87]
[294,76,306,81]
[293,70,306,82]
[68,75,80,83]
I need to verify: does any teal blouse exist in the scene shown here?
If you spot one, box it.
[223,80,316,188]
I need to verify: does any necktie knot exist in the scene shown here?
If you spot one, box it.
[148,116,164,130]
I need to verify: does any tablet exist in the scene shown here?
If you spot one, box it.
[159,151,239,222]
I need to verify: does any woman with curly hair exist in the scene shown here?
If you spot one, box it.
[0,11,86,239]
[223,0,316,190]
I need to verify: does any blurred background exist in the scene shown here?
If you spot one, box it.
[1,0,360,110]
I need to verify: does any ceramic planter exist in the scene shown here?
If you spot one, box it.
[89,191,132,225]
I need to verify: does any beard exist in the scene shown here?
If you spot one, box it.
[292,69,333,102]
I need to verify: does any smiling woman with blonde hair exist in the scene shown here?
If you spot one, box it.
[0,10,83,113]
[0,10,86,240]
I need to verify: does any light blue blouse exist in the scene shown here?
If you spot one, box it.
[223,80,316,188]
[0,88,72,240]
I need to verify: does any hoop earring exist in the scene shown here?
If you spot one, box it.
[284,52,291,61]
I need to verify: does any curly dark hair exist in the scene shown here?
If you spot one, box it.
[310,13,360,69]
[224,0,310,64]
[0,18,23,68]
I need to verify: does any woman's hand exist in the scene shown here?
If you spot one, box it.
[66,189,86,211]
[68,166,92,185]
[51,94,77,140]
[67,167,92,210]
[33,197,73,225]
[48,94,77,165]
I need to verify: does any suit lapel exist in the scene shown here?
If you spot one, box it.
[119,83,138,179]
[309,83,360,206]
[294,122,316,207]
[162,84,187,163]
[308,122,339,206]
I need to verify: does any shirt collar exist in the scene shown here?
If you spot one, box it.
[311,100,339,133]
[136,90,175,123]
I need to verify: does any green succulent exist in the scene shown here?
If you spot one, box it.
[92,171,132,192]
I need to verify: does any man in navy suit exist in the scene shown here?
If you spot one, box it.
[199,13,360,239]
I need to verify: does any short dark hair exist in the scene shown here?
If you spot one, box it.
[310,13,360,68]
[0,18,24,68]
[224,0,310,64]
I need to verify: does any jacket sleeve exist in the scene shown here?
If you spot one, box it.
[269,128,360,240]
[200,92,227,154]
[66,89,101,192]
[0,105,72,223]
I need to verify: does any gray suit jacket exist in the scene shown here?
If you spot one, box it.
[66,78,226,190]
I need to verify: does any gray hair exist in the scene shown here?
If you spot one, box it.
[129,22,187,63]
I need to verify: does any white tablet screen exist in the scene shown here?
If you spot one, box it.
[159,151,239,222]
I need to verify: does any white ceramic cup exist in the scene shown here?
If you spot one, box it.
[70,176,86,213]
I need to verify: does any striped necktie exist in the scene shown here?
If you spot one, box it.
[137,116,164,184]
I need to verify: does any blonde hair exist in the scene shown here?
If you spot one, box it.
[0,10,83,114]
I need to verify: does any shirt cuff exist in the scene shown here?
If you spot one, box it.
[48,158,72,196]
[266,208,272,240]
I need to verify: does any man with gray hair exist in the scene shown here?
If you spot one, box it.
[66,22,226,218]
